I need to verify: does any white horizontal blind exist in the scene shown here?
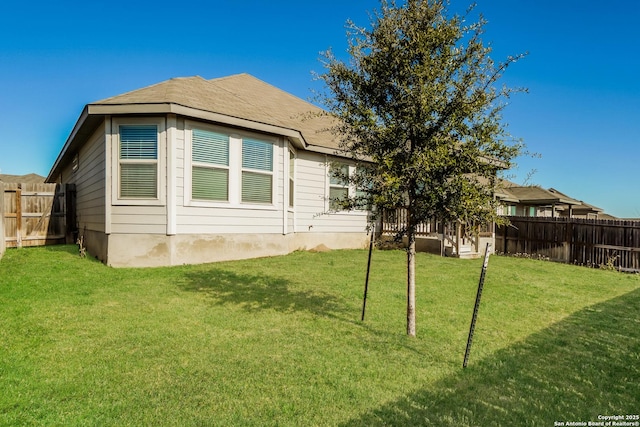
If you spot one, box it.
[330,163,349,186]
[242,138,273,204]
[191,129,230,201]
[329,187,349,210]
[242,172,273,204]
[193,166,228,201]
[120,125,158,159]
[119,125,158,198]
[242,138,273,171]
[121,164,157,198]
[193,129,229,166]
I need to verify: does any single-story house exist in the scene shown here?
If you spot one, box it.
[46,74,371,267]
[547,188,604,219]
[497,181,606,219]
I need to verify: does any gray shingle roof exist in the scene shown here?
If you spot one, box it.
[47,74,343,182]
[94,74,338,150]
[501,185,579,205]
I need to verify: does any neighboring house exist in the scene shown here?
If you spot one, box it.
[547,188,604,219]
[497,181,607,219]
[46,74,371,267]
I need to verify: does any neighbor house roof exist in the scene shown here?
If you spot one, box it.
[48,74,339,182]
[496,179,580,206]
[504,185,580,205]
[548,188,603,214]
[496,181,611,216]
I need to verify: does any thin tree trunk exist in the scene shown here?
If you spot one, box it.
[406,137,417,337]
[407,230,416,337]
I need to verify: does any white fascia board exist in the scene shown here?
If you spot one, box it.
[46,106,89,182]
[88,103,307,146]
[87,102,352,158]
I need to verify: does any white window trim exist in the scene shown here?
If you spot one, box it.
[111,117,166,206]
[287,143,296,212]
[187,124,232,204]
[326,160,368,216]
[184,121,279,210]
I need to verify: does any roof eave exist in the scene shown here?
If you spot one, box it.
[46,106,90,182]
[89,102,313,150]
[517,198,581,205]
[48,101,351,182]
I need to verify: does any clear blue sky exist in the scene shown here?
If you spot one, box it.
[1,0,638,218]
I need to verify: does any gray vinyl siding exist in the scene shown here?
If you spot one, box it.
[105,116,367,237]
[110,205,168,234]
[176,206,284,234]
[175,124,287,235]
[64,122,107,233]
[294,151,368,233]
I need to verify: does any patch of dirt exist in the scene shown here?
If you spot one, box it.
[308,244,331,253]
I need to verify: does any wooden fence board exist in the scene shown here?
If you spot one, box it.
[496,216,640,272]
[2,183,75,248]
[0,182,4,259]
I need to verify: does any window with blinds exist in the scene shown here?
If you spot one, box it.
[119,125,158,198]
[241,138,273,204]
[288,150,295,208]
[192,129,229,201]
[329,163,349,210]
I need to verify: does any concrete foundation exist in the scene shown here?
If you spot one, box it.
[100,232,370,268]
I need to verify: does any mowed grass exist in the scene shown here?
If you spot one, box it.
[0,246,639,426]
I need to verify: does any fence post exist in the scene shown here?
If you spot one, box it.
[15,184,22,249]
[564,219,572,264]
[0,182,5,259]
[63,184,74,243]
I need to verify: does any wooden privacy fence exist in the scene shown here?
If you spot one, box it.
[496,216,640,272]
[1,183,76,249]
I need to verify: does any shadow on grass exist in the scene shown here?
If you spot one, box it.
[43,244,80,255]
[181,268,350,319]
[343,287,640,426]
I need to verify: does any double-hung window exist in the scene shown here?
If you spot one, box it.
[187,123,276,207]
[242,138,273,204]
[288,149,295,208]
[329,163,350,211]
[191,129,230,201]
[119,125,158,199]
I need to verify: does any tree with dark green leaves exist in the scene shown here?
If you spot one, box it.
[318,0,525,336]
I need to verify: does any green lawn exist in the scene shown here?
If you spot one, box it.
[1,245,638,426]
